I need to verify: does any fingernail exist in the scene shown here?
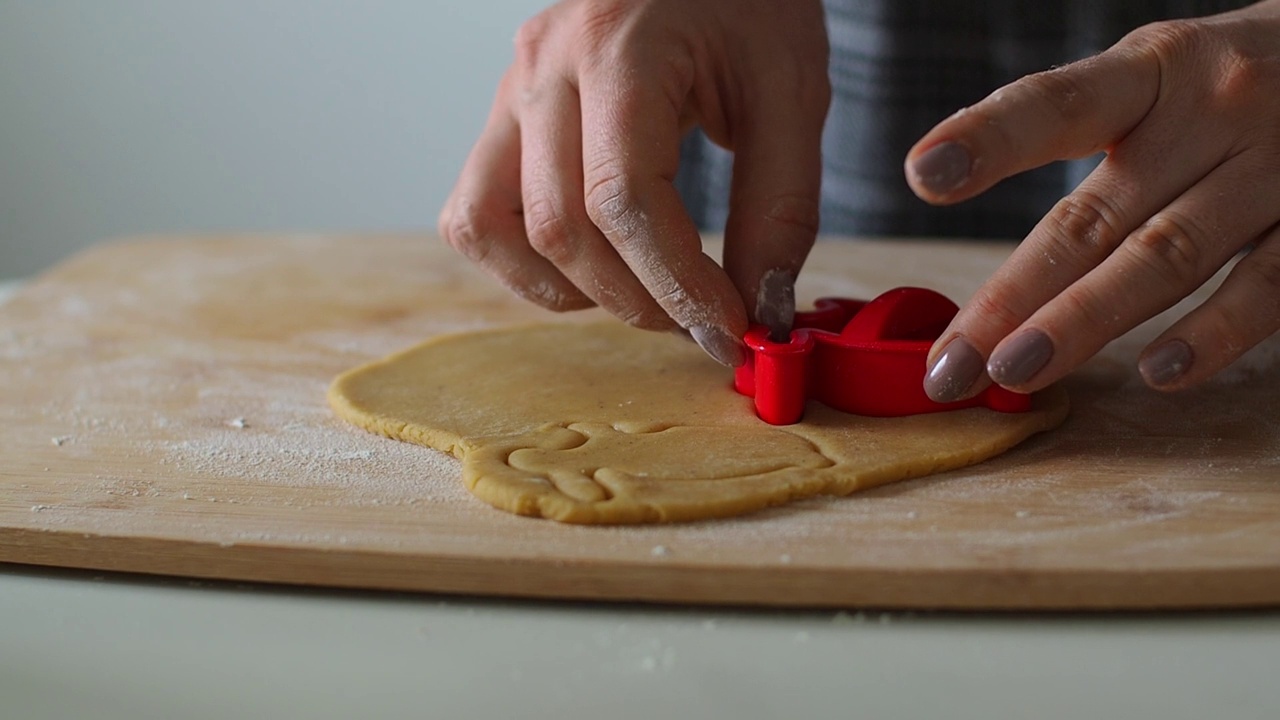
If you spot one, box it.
[690,325,746,368]
[1140,340,1193,387]
[910,142,972,196]
[988,329,1054,387]
[924,337,986,402]
[756,269,796,342]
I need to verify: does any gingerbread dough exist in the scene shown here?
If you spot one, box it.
[329,323,1069,524]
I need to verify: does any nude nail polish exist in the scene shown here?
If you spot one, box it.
[690,325,746,368]
[909,142,972,196]
[924,337,985,402]
[988,330,1054,387]
[1140,340,1193,387]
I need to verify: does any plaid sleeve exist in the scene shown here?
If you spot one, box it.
[675,0,1254,241]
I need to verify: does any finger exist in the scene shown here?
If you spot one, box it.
[1139,227,1280,390]
[722,76,828,341]
[520,76,677,331]
[438,70,593,312]
[905,42,1159,204]
[923,133,1226,402]
[985,150,1279,392]
[579,64,749,366]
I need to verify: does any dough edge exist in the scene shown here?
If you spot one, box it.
[328,325,1070,525]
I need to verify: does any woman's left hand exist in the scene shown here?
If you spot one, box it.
[906,0,1280,401]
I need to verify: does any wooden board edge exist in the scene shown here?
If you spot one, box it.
[3,528,1277,612]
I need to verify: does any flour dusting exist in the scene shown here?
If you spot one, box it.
[3,236,1280,586]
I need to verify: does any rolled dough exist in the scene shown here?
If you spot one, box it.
[329,323,1069,524]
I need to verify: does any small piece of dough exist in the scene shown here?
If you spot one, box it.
[329,323,1068,524]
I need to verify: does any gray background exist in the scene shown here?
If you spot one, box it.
[5,5,1280,713]
[0,0,546,278]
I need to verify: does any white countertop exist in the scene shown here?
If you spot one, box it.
[4,566,1280,720]
[3,279,1280,719]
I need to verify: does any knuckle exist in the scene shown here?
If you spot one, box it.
[617,306,670,330]
[1218,48,1266,93]
[614,305,647,327]
[590,278,675,330]
[966,289,1026,334]
[513,281,580,313]
[524,199,579,264]
[1212,45,1280,118]
[650,282,696,317]
[435,204,452,241]
[584,170,644,246]
[513,12,554,68]
[442,201,494,265]
[1041,190,1126,260]
[1055,285,1117,335]
[589,279,672,329]
[656,50,697,100]
[572,0,631,59]
[1122,20,1280,120]
[1125,213,1207,286]
[1125,19,1206,62]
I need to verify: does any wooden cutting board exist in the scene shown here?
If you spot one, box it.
[2,234,1279,610]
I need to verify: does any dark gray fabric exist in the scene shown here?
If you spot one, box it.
[675,0,1254,240]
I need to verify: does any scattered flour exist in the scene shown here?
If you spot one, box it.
[1,253,490,547]
[832,611,867,625]
[5,237,1280,598]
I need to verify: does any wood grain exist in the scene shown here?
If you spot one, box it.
[2,234,1278,610]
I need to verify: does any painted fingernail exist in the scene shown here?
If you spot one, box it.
[690,325,746,368]
[756,269,796,342]
[909,142,972,196]
[924,337,985,402]
[1140,340,1193,388]
[988,329,1054,387]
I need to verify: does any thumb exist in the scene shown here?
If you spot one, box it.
[722,87,827,341]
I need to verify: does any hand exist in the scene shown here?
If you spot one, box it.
[438,0,830,366]
[906,1,1280,400]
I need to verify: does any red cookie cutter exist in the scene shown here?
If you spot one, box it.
[733,287,1030,425]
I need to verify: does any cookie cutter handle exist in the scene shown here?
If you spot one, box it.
[736,327,815,425]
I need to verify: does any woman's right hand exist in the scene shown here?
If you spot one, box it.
[438,0,831,366]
